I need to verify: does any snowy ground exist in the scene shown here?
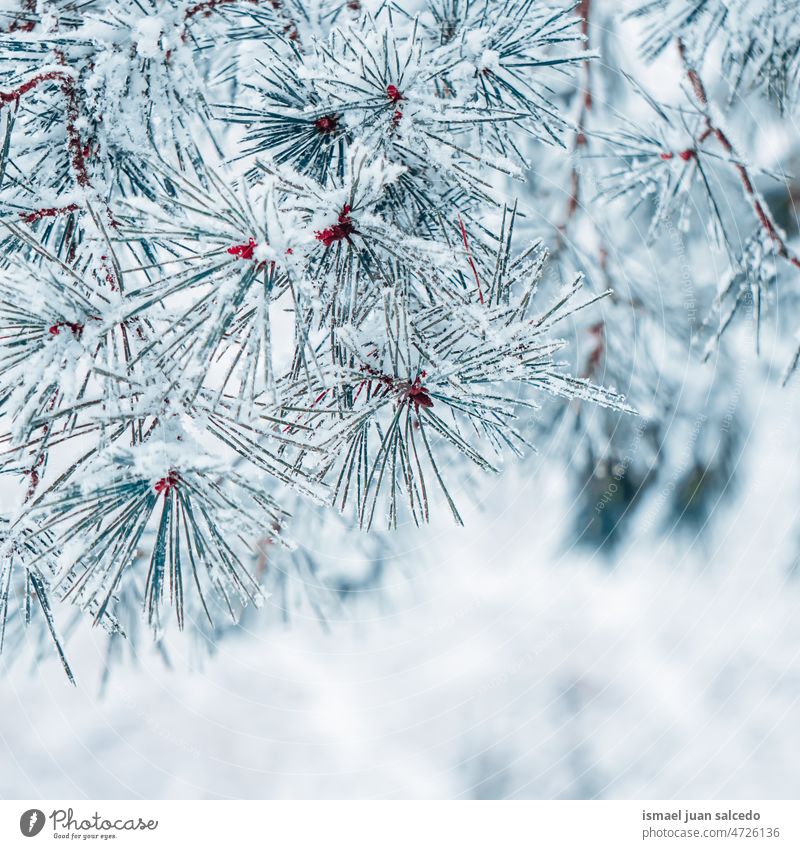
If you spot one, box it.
[2,376,799,800]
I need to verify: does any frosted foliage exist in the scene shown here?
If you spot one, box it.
[0,0,624,674]
[0,0,797,720]
[0,0,798,804]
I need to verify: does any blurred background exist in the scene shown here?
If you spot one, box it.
[2,372,799,799]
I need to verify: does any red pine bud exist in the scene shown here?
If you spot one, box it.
[227,238,257,260]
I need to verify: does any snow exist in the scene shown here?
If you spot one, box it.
[1,0,799,803]
[0,373,797,799]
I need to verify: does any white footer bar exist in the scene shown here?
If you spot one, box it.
[2,800,797,848]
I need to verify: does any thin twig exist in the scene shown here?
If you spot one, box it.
[678,38,800,270]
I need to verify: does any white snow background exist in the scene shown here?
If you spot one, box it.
[2,370,798,799]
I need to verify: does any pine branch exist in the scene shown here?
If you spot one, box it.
[677,38,800,272]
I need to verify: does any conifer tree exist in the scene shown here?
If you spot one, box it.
[0,0,627,679]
